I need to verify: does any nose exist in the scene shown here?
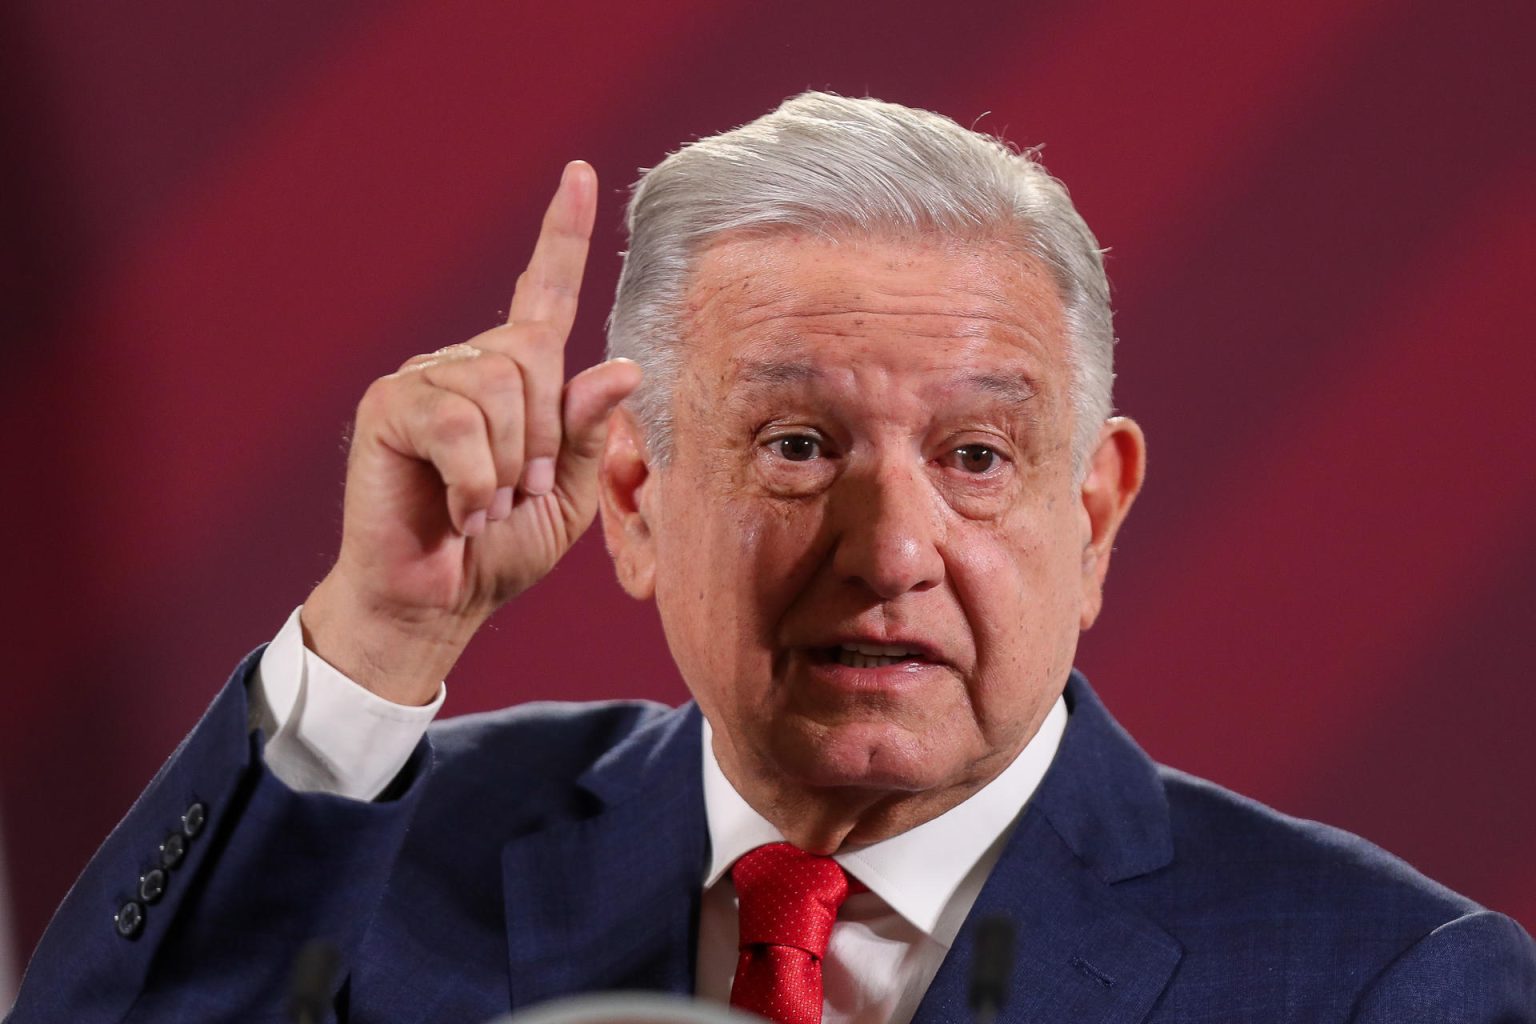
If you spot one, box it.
[829,458,945,600]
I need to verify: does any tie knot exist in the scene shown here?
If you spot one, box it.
[731,843,852,958]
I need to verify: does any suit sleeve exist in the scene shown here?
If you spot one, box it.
[6,646,433,1024]
[255,605,444,801]
[1349,910,1536,1023]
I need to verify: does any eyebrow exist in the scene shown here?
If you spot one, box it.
[964,371,1041,407]
[728,359,1041,407]
[731,360,821,388]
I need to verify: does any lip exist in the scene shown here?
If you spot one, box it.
[790,642,951,694]
[802,634,947,664]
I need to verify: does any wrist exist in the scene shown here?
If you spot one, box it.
[300,573,481,706]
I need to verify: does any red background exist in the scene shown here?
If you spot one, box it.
[3,0,1533,977]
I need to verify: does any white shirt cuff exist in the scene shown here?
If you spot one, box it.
[249,606,446,801]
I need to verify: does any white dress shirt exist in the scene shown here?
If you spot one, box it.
[250,607,1068,1022]
[248,608,445,800]
[695,709,1064,1024]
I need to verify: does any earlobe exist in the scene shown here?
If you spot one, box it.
[597,408,657,600]
[1078,416,1146,629]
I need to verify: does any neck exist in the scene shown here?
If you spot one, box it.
[718,747,1014,854]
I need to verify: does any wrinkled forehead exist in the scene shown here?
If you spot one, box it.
[679,230,1071,387]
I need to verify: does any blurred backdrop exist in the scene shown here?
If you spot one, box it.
[2,0,1532,996]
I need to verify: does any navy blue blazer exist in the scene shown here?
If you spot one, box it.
[10,650,1536,1022]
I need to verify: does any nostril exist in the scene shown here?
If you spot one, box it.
[835,537,946,601]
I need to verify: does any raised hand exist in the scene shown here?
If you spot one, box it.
[301,162,642,705]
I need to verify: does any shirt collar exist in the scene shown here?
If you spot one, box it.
[701,697,1067,944]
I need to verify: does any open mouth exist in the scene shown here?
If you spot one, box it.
[815,643,932,669]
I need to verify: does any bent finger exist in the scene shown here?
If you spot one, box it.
[413,350,528,506]
[558,358,644,484]
[444,322,565,496]
[376,380,500,536]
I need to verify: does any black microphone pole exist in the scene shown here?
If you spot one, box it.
[968,914,1016,1024]
[287,938,341,1024]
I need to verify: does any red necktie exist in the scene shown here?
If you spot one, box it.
[729,842,861,1024]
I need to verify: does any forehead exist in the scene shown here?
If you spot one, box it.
[680,232,1069,389]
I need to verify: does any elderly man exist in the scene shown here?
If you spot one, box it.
[11,94,1535,1023]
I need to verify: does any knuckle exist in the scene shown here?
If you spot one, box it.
[438,438,496,496]
[428,400,484,446]
[524,321,563,347]
[497,319,561,349]
[455,465,498,497]
[474,351,524,396]
[357,376,398,419]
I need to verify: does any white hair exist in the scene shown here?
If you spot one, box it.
[605,91,1115,472]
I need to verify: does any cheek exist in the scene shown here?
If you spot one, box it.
[742,499,830,618]
[948,527,1048,664]
[949,508,1077,618]
[945,514,1084,710]
[651,479,829,703]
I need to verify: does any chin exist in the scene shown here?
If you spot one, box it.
[769,719,963,794]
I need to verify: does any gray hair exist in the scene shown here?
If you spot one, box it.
[605,91,1115,472]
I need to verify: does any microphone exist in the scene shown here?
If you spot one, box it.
[968,914,1015,1024]
[485,992,754,1023]
[483,915,1017,1024]
[287,938,341,1024]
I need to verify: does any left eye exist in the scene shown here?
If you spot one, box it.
[950,445,999,474]
[774,435,821,462]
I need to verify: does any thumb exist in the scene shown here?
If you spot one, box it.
[555,357,643,495]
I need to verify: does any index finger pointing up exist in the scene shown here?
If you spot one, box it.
[506,160,598,338]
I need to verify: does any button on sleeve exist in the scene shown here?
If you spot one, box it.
[114,901,143,938]
[159,832,186,870]
[181,801,206,838]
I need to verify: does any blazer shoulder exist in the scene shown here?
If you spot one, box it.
[1155,764,1479,923]
[1117,766,1531,1014]
[426,698,680,787]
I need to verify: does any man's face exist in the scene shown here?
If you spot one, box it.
[604,232,1138,834]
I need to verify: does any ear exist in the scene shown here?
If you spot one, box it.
[598,405,657,600]
[1078,416,1146,630]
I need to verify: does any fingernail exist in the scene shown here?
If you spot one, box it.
[488,486,514,521]
[523,457,555,496]
[462,510,488,537]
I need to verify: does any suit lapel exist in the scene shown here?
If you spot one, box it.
[496,676,1181,1019]
[500,703,708,1009]
[914,674,1184,1023]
